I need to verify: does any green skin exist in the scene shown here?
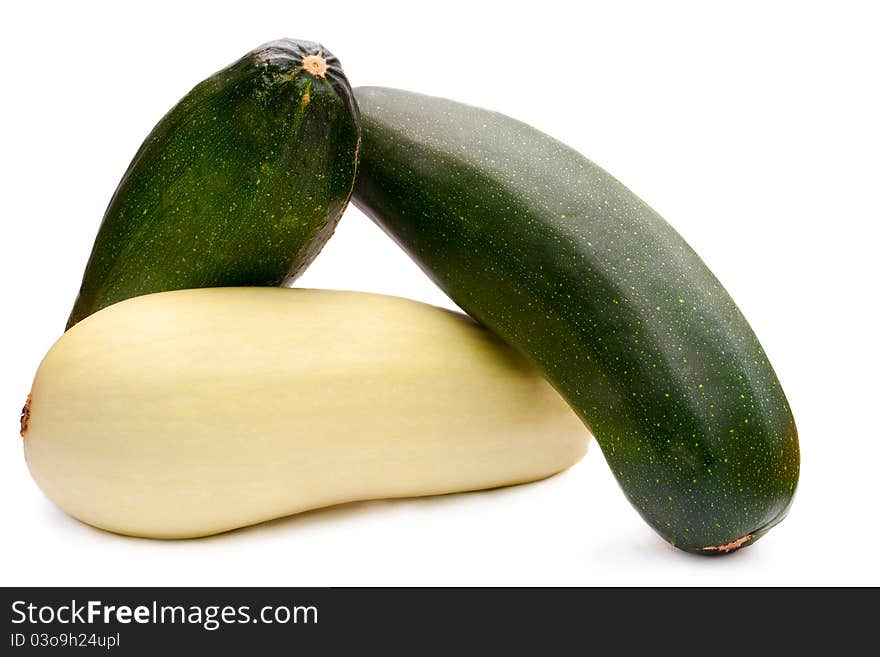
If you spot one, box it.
[67,39,360,329]
[353,87,799,554]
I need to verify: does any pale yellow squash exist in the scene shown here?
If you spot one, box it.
[22,288,589,538]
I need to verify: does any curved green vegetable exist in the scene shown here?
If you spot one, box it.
[67,39,360,329]
[352,86,799,554]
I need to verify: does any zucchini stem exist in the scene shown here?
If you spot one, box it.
[301,52,328,79]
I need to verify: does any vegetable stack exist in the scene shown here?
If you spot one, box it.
[21,40,799,554]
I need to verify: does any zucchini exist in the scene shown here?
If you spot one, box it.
[352,87,799,554]
[66,39,360,329]
[24,288,589,538]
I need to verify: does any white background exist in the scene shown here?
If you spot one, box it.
[2,1,878,586]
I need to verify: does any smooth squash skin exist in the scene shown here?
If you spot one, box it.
[66,39,360,329]
[24,288,589,539]
[352,87,799,554]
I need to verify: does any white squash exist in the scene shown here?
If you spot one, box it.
[22,288,589,538]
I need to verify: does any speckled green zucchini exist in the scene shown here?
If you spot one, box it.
[66,39,359,329]
[352,87,799,554]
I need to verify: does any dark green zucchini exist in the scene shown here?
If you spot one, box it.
[66,39,359,329]
[352,87,799,554]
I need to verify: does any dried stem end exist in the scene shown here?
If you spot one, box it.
[301,53,328,79]
[20,394,31,437]
[702,534,754,554]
